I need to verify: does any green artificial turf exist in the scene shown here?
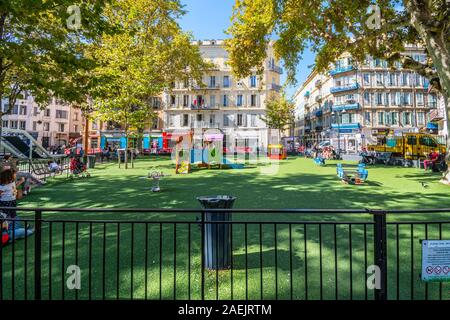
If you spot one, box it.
[1,156,449,300]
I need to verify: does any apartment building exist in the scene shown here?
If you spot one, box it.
[162,39,283,152]
[1,94,81,149]
[294,45,441,153]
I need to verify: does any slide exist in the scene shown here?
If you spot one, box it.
[2,129,52,159]
[222,157,244,169]
[3,136,42,158]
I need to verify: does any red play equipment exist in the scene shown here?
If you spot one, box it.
[268,144,287,160]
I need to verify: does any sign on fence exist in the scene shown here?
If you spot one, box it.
[421,240,450,282]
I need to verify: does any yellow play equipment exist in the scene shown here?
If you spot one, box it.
[268,144,287,160]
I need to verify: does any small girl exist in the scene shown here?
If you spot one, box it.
[0,170,33,241]
[0,169,25,218]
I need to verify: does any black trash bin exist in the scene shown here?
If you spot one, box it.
[86,155,96,169]
[197,195,236,270]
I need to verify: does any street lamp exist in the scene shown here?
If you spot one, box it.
[332,109,346,159]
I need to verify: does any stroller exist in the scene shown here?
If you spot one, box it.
[69,157,91,178]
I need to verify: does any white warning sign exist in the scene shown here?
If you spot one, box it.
[421,240,450,282]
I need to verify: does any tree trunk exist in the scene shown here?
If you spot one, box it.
[407,3,450,184]
[124,131,128,170]
[83,117,89,163]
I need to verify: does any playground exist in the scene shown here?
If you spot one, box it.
[2,156,450,301]
[21,156,450,210]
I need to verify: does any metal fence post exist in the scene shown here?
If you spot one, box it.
[201,210,205,301]
[373,210,388,300]
[34,210,42,300]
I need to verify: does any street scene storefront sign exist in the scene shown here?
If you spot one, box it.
[421,240,450,282]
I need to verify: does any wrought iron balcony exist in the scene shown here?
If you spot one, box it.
[332,103,360,112]
[190,104,220,110]
[330,83,360,94]
[269,83,283,91]
[329,65,356,76]
[267,63,283,74]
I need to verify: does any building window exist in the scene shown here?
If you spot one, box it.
[391,112,398,125]
[10,120,18,129]
[56,110,68,119]
[210,95,216,107]
[223,114,229,127]
[12,105,19,115]
[237,95,243,107]
[19,105,27,115]
[364,112,371,125]
[74,125,78,132]
[33,107,39,116]
[376,93,383,105]
[2,120,8,128]
[43,122,50,131]
[183,95,189,107]
[416,93,424,105]
[417,112,425,125]
[251,95,257,107]
[223,95,228,107]
[45,108,51,117]
[210,114,216,126]
[170,95,176,106]
[237,114,243,126]
[182,114,189,127]
[364,92,370,105]
[363,73,370,86]
[209,76,216,88]
[223,76,230,88]
[378,112,384,126]
[74,112,79,121]
[19,121,26,130]
[251,114,257,127]
[169,114,175,127]
[402,112,411,125]
[58,123,65,132]
[250,75,257,88]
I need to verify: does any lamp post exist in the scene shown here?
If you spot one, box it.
[333,109,346,160]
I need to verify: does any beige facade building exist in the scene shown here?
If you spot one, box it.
[163,40,282,151]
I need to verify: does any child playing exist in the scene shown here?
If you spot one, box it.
[0,170,34,242]
[48,160,62,174]
[69,157,90,178]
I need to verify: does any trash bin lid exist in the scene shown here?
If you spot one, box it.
[197,195,237,209]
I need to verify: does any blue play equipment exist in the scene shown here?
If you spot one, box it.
[188,148,244,169]
[314,157,326,166]
[223,157,245,169]
[336,163,369,183]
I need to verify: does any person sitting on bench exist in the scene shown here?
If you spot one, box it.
[424,150,439,170]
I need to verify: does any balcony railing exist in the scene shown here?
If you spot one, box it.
[331,123,361,130]
[190,104,221,110]
[330,83,359,94]
[268,63,283,74]
[429,109,444,122]
[269,83,283,91]
[329,65,356,76]
[190,121,221,129]
[332,103,360,112]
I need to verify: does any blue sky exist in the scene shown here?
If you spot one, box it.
[178,0,316,98]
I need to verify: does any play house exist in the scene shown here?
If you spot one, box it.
[268,144,287,160]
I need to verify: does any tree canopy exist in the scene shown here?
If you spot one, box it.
[89,0,212,167]
[226,0,450,100]
[260,94,295,139]
[0,0,115,116]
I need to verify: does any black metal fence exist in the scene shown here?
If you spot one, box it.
[1,207,449,300]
